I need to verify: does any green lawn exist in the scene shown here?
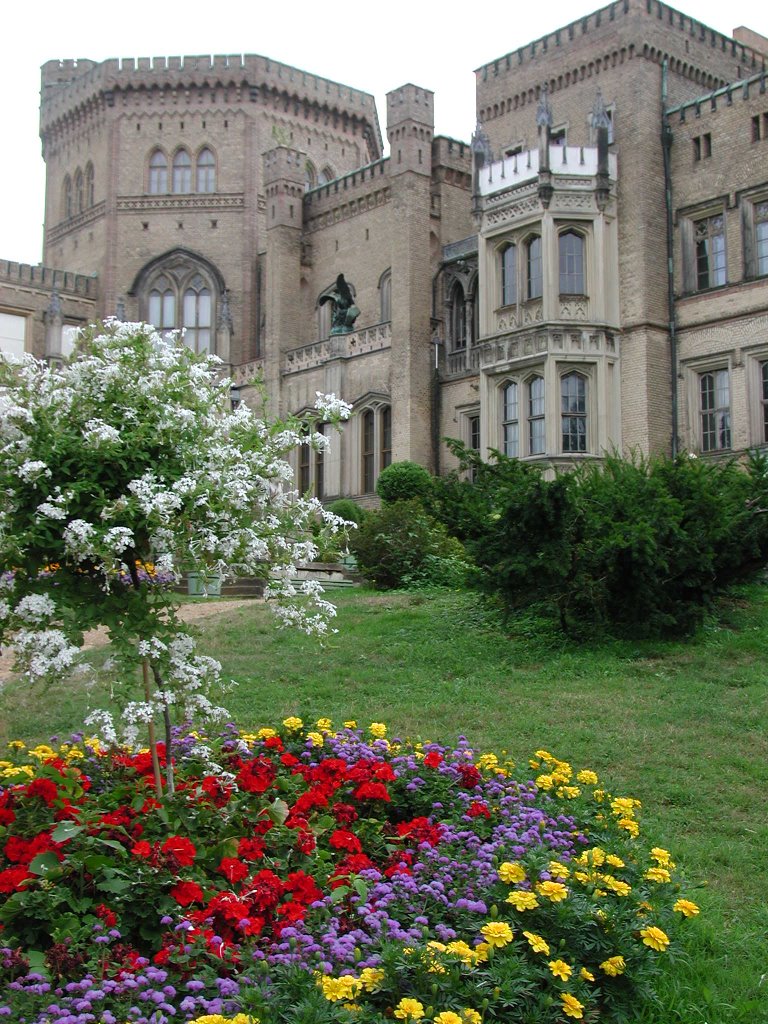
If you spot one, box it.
[3,585,768,1023]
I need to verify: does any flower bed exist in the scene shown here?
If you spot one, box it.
[0,720,699,1023]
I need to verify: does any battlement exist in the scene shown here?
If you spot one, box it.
[432,136,473,172]
[666,67,768,118]
[40,53,383,155]
[304,158,389,208]
[0,260,96,298]
[263,146,306,186]
[477,0,765,81]
[386,84,434,129]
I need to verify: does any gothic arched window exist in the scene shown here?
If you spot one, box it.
[63,175,72,220]
[196,148,216,193]
[137,251,224,356]
[172,149,192,194]
[74,168,84,214]
[559,230,586,295]
[149,150,168,194]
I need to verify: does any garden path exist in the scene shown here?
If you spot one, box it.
[0,599,256,681]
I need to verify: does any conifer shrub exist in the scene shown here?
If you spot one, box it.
[375,461,434,505]
[326,498,368,526]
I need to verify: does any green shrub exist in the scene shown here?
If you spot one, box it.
[326,497,368,526]
[350,498,469,589]
[460,448,768,637]
[376,460,433,505]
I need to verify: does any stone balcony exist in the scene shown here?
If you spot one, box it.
[282,322,391,375]
[442,325,618,378]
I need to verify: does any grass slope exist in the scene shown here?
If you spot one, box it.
[2,585,767,1022]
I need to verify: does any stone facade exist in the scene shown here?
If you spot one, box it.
[2,0,767,499]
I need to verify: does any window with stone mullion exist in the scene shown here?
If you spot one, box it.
[695,216,725,289]
[700,369,730,451]
[561,372,587,453]
[528,376,545,455]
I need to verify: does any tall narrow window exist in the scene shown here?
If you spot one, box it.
[148,284,176,331]
[561,372,587,452]
[196,148,216,193]
[528,375,545,455]
[700,369,730,451]
[362,409,375,493]
[182,280,212,354]
[381,406,392,471]
[695,215,726,289]
[63,175,72,219]
[0,312,27,361]
[502,382,519,458]
[318,166,334,186]
[149,150,168,194]
[756,202,768,277]
[85,163,94,207]
[305,161,316,190]
[379,269,391,322]
[172,150,192,194]
[527,236,543,300]
[761,361,768,443]
[74,169,84,214]
[501,244,517,306]
[298,428,310,494]
[559,231,585,294]
[314,424,327,500]
[451,282,466,349]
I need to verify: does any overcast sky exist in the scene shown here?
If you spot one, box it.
[2,0,764,266]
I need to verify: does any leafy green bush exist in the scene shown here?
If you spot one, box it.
[376,460,433,505]
[350,499,469,589]
[455,448,768,637]
[326,498,368,526]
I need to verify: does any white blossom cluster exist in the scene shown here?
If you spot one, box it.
[0,320,352,742]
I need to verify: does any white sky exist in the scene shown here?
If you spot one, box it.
[2,0,765,266]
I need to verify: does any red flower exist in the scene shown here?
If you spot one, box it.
[284,870,323,905]
[332,802,358,824]
[467,800,491,819]
[396,817,443,847]
[280,752,300,769]
[169,880,204,906]
[295,830,316,854]
[245,869,284,911]
[236,756,277,794]
[0,866,31,893]
[457,764,482,789]
[131,841,153,859]
[329,829,363,854]
[424,751,443,769]
[352,780,391,802]
[95,903,117,926]
[26,778,59,806]
[237,837,266,861]
[263,736,284,752]
[218,858,249,884]
[161,836,196,867]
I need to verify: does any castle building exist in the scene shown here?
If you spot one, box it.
[2,0,767,501]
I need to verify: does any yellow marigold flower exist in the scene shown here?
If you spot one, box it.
[611,797,639,817]
[605,854,625,868]
[529,758,540,769]
[506,890,539,911]
[640,926,670,952]
[359,967,385,991]
[29,745,56,761]
[644,866,671,883]
[318,975,361,1001]
[535,749,554,762]
[574,871,591,885]
[523,931,550,955]
[256,728,276,739]
[480,921,514,948]
[536,881,569,903]
[576,769,599,785]
[316,717,333,730]
[7,741,26,750]
[650,847,672,865]
[445,940,475,963]
[560,993,585,1020]
[343,720,357,729]
[306,732,324,747]
[548,959,572,981]
[369,722,387,738]
[617,817,639,837]
[462,1011,482,1024]
[477,752,499,770]
[673,899,700,918]
[593,788,606,801]
[498,861,526,884]
[587,847,606,867]
[282,717,303,732]
[580,968,595,982]
[600,875,631,897]
[536,773,554,790]
[4,765,33,778]
[434,1013,463,1024]
[557,785,581,799]
[548,861,570,879]
[64,748,84,762]
[600,956,626,976]
[394,997,425,1020]
[472,942,490,963]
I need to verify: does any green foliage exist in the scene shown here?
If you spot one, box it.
[325,498,368,526]
[375,460,433,505]
[445,445,768,637]
[350,499,469,589]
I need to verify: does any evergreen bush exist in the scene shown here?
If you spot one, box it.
[375,460,433,505]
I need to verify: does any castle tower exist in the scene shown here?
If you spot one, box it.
[263,145,305,410]
[386,85,435,469]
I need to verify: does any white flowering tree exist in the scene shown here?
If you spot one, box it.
[0,320,350,797]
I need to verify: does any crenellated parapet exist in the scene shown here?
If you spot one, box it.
[0,259,96,298]
[40,54,383,159]
[303,159,391,233]
[475,0,766,128]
